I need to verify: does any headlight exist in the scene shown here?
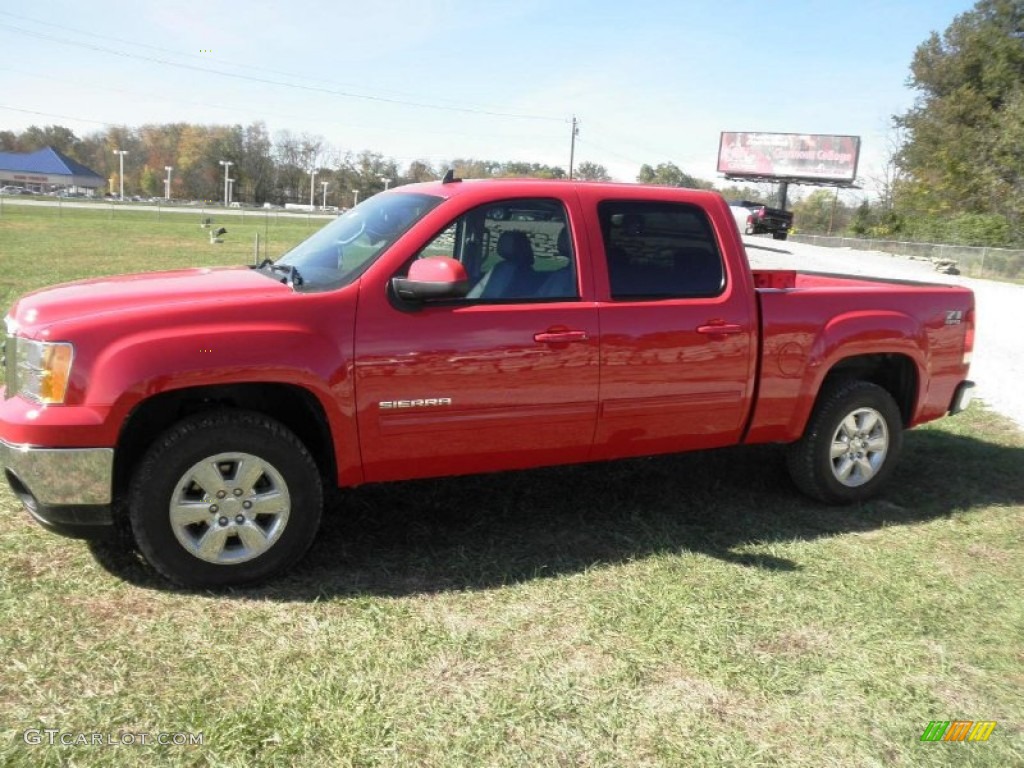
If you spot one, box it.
[13,338,75,404]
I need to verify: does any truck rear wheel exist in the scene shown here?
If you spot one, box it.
[773,231,788,240]
[786,381,903,504]
[128,410,322,588]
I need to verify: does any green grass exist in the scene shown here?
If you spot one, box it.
[1,207,1022,766]
[1,409,1021,766]
[0,201,324,332]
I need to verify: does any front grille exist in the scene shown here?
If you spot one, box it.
[2,335,15,398]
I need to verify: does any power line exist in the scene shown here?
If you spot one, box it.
[574,136,645,167]
[0,67,565,145]
[0,21,565,123]
[585,119,710,168]
[0,9,495,112]
[0,104,112,126]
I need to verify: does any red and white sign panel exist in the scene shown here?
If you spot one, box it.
[718,132,861,183]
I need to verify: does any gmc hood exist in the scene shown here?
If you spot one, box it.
[7,267,291,335]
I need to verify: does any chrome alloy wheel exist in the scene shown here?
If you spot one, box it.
[168,452,291,565]
[829,407,889,488]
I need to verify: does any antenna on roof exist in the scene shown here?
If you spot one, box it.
[441,168,461,184]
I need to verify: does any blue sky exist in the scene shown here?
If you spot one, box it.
[0,1,975,193]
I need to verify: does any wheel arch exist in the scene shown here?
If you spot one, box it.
[113,383,337,506]
[789,304,927,440]
[785,351,921,442]
[818,353,919,427]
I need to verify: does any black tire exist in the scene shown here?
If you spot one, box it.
[773,231,788,241]
[128,410,322,588]
[786,381,903,504]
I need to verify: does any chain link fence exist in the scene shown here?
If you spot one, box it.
[790,234,1024,279]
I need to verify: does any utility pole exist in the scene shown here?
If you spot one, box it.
[568,115,579,180]
[164,166,173,200]
[321,181,329,210]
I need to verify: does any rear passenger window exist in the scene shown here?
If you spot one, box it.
[598,201,725,299]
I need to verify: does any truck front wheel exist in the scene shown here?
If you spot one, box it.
[786,381,903,504]
[773,231,788,240]
[128,410,323,588]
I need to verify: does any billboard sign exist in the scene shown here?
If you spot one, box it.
[718,132,861,183]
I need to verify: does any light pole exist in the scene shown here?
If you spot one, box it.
[113,149,127,200]
[219,160,233,207]
[164,166,173,200]
[321,181,328,210]
[568,115,579,179]
[228,178,235,205]
[353,190,360,207]
[309,168,317,208]
[380,176,392,191]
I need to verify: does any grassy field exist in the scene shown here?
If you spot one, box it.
[1,206,1022,766]
[0,200,324,331]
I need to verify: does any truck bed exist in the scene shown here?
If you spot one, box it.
[746,269,974,444]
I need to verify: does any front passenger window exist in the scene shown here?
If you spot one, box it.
[410,198,578,301]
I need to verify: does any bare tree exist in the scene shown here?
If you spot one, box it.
[870,121,907,212]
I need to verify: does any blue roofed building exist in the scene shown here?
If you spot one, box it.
[0,146,105,194]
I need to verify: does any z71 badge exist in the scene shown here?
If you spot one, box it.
[379,397,453,409]
[945,310,963,325]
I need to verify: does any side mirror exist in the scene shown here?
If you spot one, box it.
[392,257,469,301]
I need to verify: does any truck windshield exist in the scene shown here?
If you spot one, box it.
[274,192,442,289]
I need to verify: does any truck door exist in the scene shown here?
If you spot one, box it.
[586,197,757,459]
[354,196,599,483]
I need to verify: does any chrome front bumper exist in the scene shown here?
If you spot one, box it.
[1,439,115,537]
[1,439,113,505]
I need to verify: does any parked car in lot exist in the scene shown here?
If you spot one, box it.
[0,179,975,587]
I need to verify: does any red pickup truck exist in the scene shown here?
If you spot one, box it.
[1,178,975,587]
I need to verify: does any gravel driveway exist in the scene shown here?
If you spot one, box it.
[744,237,1024,431]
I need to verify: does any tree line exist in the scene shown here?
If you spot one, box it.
[0,119,843,237]
[0,122,770,208]
[0,122,607,206]
[869,0,1024,249]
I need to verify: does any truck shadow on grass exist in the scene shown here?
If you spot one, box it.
[90,424,1024,596]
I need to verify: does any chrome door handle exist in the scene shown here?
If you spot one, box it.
[534,330,589,343]
[696,323,744,335]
